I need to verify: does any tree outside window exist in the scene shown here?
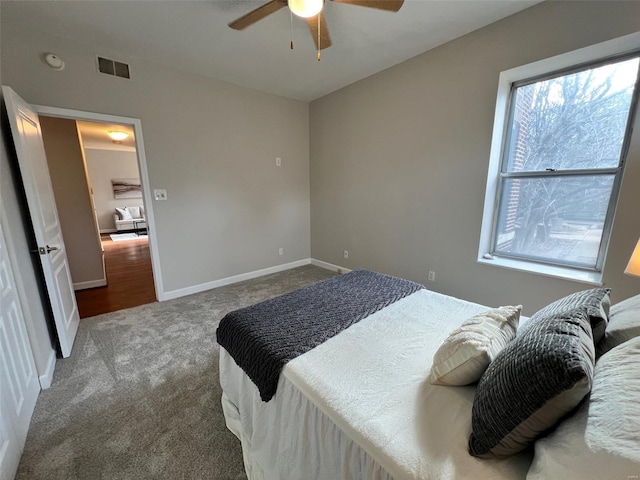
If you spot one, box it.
[492,55,640,271]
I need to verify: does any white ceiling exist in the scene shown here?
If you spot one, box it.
[76,121,136,152]
[2,0,542,102]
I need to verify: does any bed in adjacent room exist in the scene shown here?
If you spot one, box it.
[217,270,640,480]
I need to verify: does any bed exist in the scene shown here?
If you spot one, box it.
[217,270,640,480]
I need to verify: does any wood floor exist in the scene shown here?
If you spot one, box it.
[75,234,156,318]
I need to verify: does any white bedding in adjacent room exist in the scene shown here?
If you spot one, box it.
[220,289,532,479]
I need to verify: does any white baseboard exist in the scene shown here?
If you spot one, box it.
[310,258,352,274]
[160,259,313,301]
[74,279,107,291]
[39,348,56,389]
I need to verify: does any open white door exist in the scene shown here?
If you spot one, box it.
[2,85,80,357]
[0,223,40,480]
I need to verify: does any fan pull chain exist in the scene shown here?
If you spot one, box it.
[317,14,321,61]
[290,11,294,49]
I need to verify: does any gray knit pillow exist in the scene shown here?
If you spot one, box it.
[469,308,595,458]
[527,288,611,343]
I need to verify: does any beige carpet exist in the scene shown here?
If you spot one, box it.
[16,265,336,480]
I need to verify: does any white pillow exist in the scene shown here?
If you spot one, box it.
[596,293,640,356]
[527,336,640,480]
[115,207,133,220]
[127,206,141,219]
[429,305,521,386]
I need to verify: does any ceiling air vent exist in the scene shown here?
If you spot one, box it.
[96,55,130,79]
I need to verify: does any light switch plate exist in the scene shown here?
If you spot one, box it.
[154,189,167,200]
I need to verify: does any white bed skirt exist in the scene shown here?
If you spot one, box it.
[221,352,394,480]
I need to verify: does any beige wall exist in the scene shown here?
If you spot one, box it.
[0,88,55,376]
[39,116,105,287]
[310,1,640,313]
[84,148,140,232]
[4,2,639,379]
[1,20,311,295]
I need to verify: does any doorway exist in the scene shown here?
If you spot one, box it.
[34,106,163,318]
[76,120,155,317]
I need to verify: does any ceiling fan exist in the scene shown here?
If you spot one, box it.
[228,0,404,56]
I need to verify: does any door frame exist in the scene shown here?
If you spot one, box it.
[33,105,164,301]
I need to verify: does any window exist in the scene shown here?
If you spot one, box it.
[479,36,640,283]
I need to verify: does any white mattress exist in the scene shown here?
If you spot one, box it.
[219,289,532,479]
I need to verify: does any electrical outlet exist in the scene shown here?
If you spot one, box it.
[344,250,349,259]
[276,157,282,167]
[154,189,167,201]
[428,271,436,282]
[279,247,284,256]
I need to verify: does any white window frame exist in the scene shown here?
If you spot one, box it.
[478,32,640,285]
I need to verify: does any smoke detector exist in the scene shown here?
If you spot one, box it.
[44,53,65,71]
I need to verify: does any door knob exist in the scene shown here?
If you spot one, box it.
[30,245,59,255]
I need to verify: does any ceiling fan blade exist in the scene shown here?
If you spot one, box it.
[228,0,287,30]
[306,12,332,50]
[330,0,404,12]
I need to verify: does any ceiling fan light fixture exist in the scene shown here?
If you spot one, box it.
[288,0,323,18]
[107,131,129,141]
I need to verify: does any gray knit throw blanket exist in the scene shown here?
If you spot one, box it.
[216,269,423,401]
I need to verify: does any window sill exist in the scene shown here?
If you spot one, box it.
[477,255,603,286]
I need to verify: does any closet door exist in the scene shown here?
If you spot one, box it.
[0,416,20,480]
[0,222,40,479]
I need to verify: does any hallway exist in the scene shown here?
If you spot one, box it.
[75,235,156,318]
